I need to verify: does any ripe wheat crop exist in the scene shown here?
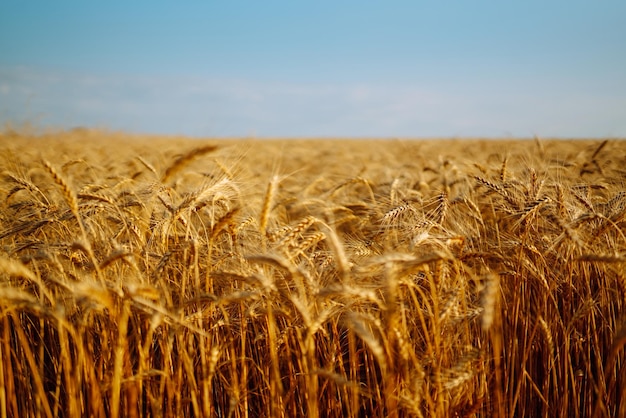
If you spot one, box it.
[0,130,625,417]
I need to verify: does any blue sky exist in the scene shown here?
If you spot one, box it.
[1,1,625,137]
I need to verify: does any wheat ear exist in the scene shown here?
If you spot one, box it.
[43,160,103,281]
[259,175,279,239]
[42,160,79,219]
[162,144,218,183]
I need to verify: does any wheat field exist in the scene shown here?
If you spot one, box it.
[0,130,625,417]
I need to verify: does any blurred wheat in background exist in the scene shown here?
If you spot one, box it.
[0,130,625,417]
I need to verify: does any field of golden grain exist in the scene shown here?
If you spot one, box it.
[0,130,625,417]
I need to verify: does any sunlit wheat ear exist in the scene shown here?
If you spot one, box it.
[438,288,460,323]
[267,225,291,243]
[534,134,545,156]
[578,253,626,263]
[546,212,584,249]
[571,188,595,214]
[609,190,626,210]
[345,312,387,373]
[161,144,218,183]
[259,175,279,238]
[439,347,481,390]
[317,283,383,307]
[0,286,39,309]
[329,176,376,203]
[390,177,401,205]
[42,160,101,277]
[481,273,499,331]
[555,184,567,218]
[42,159,79,217]
[0,255,39,282]
[245,253,305,293]
[382,202,413,226]
[474,175,507,198]
[294,232,325,253]
[473,162,488,175]
[72,278,117,311]
[538,316,555,359]
[209,207,240,239]
[77,192,114,206]
[277,215,317,248]
[235,215,256,235]
[3,171,51,206]
[98,249,133,270]
[379,261,402,332]
[528,168,545,200]
[499,156,508,182]
[314,369,364,392]
[0,256,60,308]
[317,221,350,280]
[136,155,158,177]
[207,345,221,380]
[435,190,448,225]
